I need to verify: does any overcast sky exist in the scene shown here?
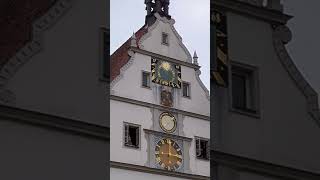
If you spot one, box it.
[110,0,210,90]
[284,0,320,99]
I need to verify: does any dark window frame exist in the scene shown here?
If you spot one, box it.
[162,32,169,46]
[182,81,191,98]
[123,122,141,149]
[141,71,151,88]
[230,61,260,117]
[195,137,210,161]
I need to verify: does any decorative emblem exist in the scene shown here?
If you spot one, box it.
[212,10,229,87]
[151,58,182,88]
[161,87,173,107]
[155,138,183,171]
[159,112,177,133]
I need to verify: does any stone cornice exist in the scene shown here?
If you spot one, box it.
[130,47,200,69]
[0,105,109,141]
[211,150,320,179]
[272,25,320,128]
[110,95,210,121]
[212,0,292,25]
[110,161,210,180]
[0,0,74,104]
[144,129,193,142]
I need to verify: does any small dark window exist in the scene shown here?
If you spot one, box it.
[196,138,210,160]
[142,72,150,87]
[162,33,169,45]
[232,73,247,109]
[124,123,140,148]
[231,64,258,114]
[182,82,190,97]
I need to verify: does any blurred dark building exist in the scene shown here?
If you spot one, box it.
[212,0,320,179]
[0,0,109,179]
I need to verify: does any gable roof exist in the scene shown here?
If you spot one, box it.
[110,25,148,81]
[0,0,56,68]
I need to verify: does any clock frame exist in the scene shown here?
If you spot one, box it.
[155,138,183,171]
[151,58,182,88]
[159,112,177,133]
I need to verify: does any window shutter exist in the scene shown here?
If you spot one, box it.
[124,124,129,145]
[135,127,139,147]
[196,138,201,157]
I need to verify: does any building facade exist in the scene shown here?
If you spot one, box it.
[110,1,210,179]
[212,0,320,179]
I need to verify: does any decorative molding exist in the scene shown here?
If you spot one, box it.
[195,69,210,100]
[144,129,192,142]
[212,0,292,25]
[110,161,210,180]
[110,50,136,89]
[0,104,109,140]
[0,0,74,104]
[131,47,200,69]
[110,95,210,121]
[211,150,320,179]
[138,13,193,63]
[273,25,320,127]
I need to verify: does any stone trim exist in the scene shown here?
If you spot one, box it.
[144,129,192,142]
[130,47,200,69]
[0,0,74,104]
[110,95,210,121]
[273,25,320,127]
[195,69,210,100]
[0,104,109,141]
[212,0,292,25]
[110,50,136,89]
[110,161,210,180]
[211,150,320,179]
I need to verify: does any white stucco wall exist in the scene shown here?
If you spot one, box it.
[5,0,108,126]
[140,16,191,63]
[110,100,152,166]
[217,11,320,173]
[112,52,209,116]
[183,116,210,177]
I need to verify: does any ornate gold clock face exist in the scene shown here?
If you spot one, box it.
[159,112,176,133]
[155,138,183,171]
[151,58,182,88]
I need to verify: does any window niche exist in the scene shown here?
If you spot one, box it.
[162,32,169,46]
[142,71,151,88]
[124,122,140,149]
[230,61,260,117]
[195,137,210,160]
[182,82,191,98]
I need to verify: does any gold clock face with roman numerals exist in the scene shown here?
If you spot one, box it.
[155,138,183,171]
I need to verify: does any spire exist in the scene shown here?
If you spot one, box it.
[193,51,199,65]
[131,31,137,47]
[145,0,171,26]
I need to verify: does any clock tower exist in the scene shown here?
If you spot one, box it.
[110,0,210,179]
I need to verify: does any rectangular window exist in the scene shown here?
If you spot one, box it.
[142,71,150,88]
[124,123,140,148]
[196,137,210,160]
[162,33,169,45]
[231,62,259,114]
[182,82,190,97]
